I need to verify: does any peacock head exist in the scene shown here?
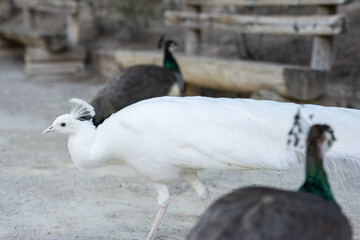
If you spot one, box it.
[43,98,95,135]
[165,40,178,52]
[288,108,336,155]
[158,36,178,52]
[307,124,336,155]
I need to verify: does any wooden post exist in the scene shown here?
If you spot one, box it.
[66,12,80,48]
[310,6,336,70]
[185,4,202,54]
[22,8,36,30]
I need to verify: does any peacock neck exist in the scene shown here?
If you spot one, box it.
[299,144,338,206]
[67,121,100,170]
[163,48,181,74]
[163,48,184,92]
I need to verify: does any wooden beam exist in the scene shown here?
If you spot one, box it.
[0,26,66,52]
[284,68,327,100]
[15,0,79,14]
[185,0,351,7]
[165,11,348,35]
[114,49,326,100]
[25,60,84,75]
[251,90,347,107]
[24,47,85,76]
[25,46,85,62]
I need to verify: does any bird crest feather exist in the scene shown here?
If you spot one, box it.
[69,98,95,121]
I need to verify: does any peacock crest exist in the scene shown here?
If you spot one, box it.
[69,98,95,121]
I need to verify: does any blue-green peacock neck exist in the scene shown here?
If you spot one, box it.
[299,143,338,206]
[163,44,184,92]
[163,48,181,74]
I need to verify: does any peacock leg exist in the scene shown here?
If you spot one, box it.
[181,170,211,209]
[146,183,171,240]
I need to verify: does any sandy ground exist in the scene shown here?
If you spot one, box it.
[0,57,359,240]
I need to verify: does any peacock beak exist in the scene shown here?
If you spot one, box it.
[42,125,55,134]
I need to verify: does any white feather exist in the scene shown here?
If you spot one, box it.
[69,98,95,119]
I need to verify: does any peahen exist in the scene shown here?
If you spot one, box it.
[43,96,359,240]
[91,37,184,126]
[187,122,352,240]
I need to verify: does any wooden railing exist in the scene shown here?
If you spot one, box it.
[0,0,80,52]
[164,0,351,100]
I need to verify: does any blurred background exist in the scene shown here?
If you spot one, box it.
[1,0,359,103]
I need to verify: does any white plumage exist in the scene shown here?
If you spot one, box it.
[43,96,360,240]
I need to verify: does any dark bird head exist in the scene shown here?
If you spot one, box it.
[158,36,178,52]
[165,40,178,52]
[307,124,336,156]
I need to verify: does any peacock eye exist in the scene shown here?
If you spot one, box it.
[61,122,66,127]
